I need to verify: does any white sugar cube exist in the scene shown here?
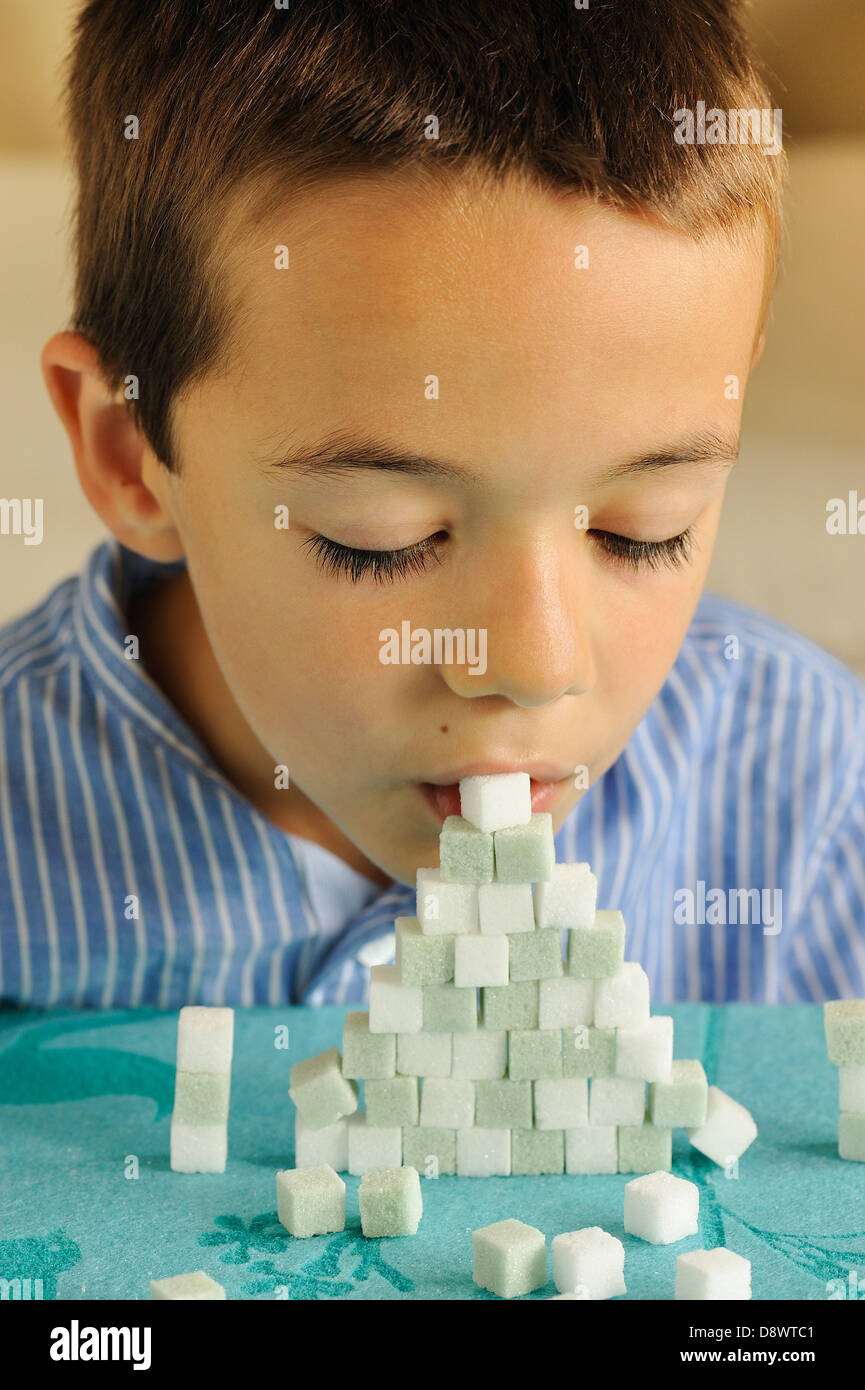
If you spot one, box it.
[456,1127,511,1176]
[346,1113,402,1175]
[459,773,532,833]
[368,964,423,1034]
[170,1119,227,1173]
[454,934,509,987]
[589,1076,646,1126]
[565,1125,618,1174]
[176,1006,234,1074]
[624,1170,699,1244]
[551,1227,626,1299]
[478,882,535,934]
[534,1078,588,1129]
[451,1030,507,1079]
[615,1015,674,1082]
[840,1066,865,1113]
[534,863,597,930]
[593,962,650,1029]
[420,1077,476,1128]
[416,868,479,935]
[686,1085,757,1166]
[294,1113,348,1172]
[150,1271,226,1300]
[539,977,595,1029]
[675,1248,751,1300]
[397,1030,452,1077]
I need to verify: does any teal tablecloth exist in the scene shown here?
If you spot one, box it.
[0,1004,863,1300]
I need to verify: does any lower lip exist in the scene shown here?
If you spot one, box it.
[418,777,568,826]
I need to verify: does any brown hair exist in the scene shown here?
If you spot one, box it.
[63,0,786,471]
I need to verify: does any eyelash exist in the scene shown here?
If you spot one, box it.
[301,526,695,584]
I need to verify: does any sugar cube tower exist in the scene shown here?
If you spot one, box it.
[170,1006,234,1173]
[289,772,758,1176]
[824,999,865,1162]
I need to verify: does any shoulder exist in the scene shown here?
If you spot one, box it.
[0,569,80,694]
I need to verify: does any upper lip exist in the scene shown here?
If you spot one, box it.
[420,763,573,785]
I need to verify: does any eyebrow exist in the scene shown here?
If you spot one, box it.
[258,427,740,485]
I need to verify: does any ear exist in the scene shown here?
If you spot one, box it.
[40,331,184,562]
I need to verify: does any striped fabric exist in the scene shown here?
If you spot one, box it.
[1,538,864,1010]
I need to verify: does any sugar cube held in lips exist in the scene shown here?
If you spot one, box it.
[593,961,650,1029]
[478,882,535,935]
[551,1228,626,1300]
[824,999,865,1066]
[472,1219,548,1299]
[459,773,532,833]
[368,965,423,1034]
[176,1006,234,1074]
[675,1248,751,1301]
[416,868,479,936]
[686,1085,757,1166]
[276,1165,346,1238]
[624,1171,699,1245]
[439,816,495,884]
[288,1046,359,1128]
[534,864,597,930]
[494,813,556,883]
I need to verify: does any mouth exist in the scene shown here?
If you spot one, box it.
[418,770,572,826]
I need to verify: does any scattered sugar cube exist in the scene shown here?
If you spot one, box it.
[294,1113,348,1172]
[364,1075,420,1127]
[511,1128,564,1174]
[397,1030,452,1077]
[567,909,626,979]
[451,1029,507,1079]
[686,1085,757,1166]
[395,916,455,985]
[402,1125,456,1175]
[346,1113,402,1175]
[288,1046,359,1128]
[589,1076,646,1126]
[170,1120,227,1173]
[839,1066,865,1113]
[439,816,495,884]
[420,1077,476,1128]
[369,965,423,1035]
[454,933,509,987]
[508,1028,563,1080]
[456,1127,511,1176]
[460,772,532,833]
[649,1059,708,1127]
[176,1006,234,1074]
[493,813,555,883]
[839,1112,865,1161]
[478,882,535,934]
[593,961,650,1029]
[534,1078,588,1129]
[416,868,479,935]
[150,1271,226,1300]
[473,1218,548,1299]
[534,863,597,930]
[508,929,564,982]
[172,1070,230,1127]
[551,1228,626,1300]
[675,1248,751,1300]
[423,982,478,1032]
[565,1125,618,1174]
[476,1079,533,1129]
[539,977,594,1029]
[624,1171,699,1244]
[618,1118,673,1173]
[615,1016,674,1083]
[276,1164,345,1238]
[358,1166,423,1237]
[341,1011,396,1080]
[481,981,540,1030]
[562,1025,616,1078]
[824,999,865,1066]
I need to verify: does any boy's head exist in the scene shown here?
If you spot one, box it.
[43,1,785,885]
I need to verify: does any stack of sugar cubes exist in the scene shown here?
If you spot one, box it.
[170,1006,234,1173]
[824,999,865,1162]
[289,773,758,1179]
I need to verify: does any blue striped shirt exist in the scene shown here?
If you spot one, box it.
[1,538,864,1009]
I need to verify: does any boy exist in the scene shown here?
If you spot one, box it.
[2,1,863,1010]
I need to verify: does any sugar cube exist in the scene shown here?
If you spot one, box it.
[686,1086,757,1166]
[454,933,509,987]
[839,1112,865,1161]
[825,1000,865,1066]
[508,929,563,982]
[416,868,479,935]
[276,1164,346,1238]
[420,1077,476,1129]
[459,772,532,833]
[472,1219,548,1299]
[675,1248,751,1300]
[508,1028,563,1080]
[456,1127,511,1177]
[617,1118,673,1173]
[534,1078,588,1129]
[481,980,540,1030]
[397,1030,452,1077]
[395,916,455,985]
[346,1112,402,1175]
[493,813,555,883]
[150,1271,226,1300]
[551,1228,626,1300]
[564,1125,618,1174]
[358,1166,423,1237]
[288,1046,359,1128]
[649,1059,708,1128]
[402,1125,456,1176]
[451,1029,507,1080]
[176,1006,234,1074]
[294,1113,348,1172]
[624,1171,699,1244]
[478,882,535,935]
[593,961,650,1029]
[562,1025,616,1078]
[476,1079,533,1129]
[511,1128,564,1174]
[369,965,423,1034]
[341,1011,396,1080]
[615,1016,674,1083]
[534,863,597,930]
[539,976,594,1029]
[839,1066,865,1113]
[566,909,626,979]
[423,982,478,1032]
[589,1077,646,1126]
[172,1070,230,1126]
[439,815,495,884]
[364,1075,420,1127]
[170,1120,227,1174]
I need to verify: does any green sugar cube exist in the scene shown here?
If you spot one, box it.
[649,1059,708,1127]
[475,1078,533,1128]
[481,981,540,1030]
[289,1046,359,1128]
[617,1116,673,1173]
[839,1113,865,1162]
[440,816,495,884]
[511,1127,564,1175]
[824,1000,865,1066]
[493,813,555,883]
[150,1271,226,1300]
[172,1070,230,1126]
[561,1025,616,1078]
[395,916,455,985]
[508,1028,563,1080]
[508,928,563,982]
[276,1164,346,1237]
[567,909,626,979]
[358,1166,423,1236]
[341,1011,396,1080]
[472,1219,548,1299]
[402,1125,456,1176]
[365,1075,420,1126]
[423,982,478,1032]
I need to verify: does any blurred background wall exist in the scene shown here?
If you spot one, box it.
[1,0,863,675]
